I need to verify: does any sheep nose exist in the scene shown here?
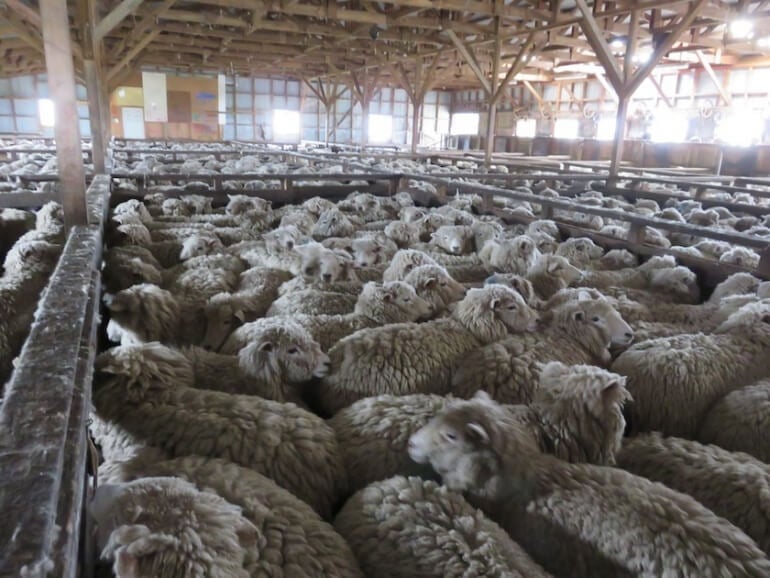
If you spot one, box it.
[624,331,634,342]
[322,273,332,281]
[286,241,294,249]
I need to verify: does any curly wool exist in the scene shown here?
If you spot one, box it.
[382,249,439,281]
[617,432,770,555]
[526,254,582,299]
[101,456,364,577]
[408,403,770,578]
[334,476,550,578]
[317,286,537,414]
[91,477,256,578]
[707,272,761,304]
[403,264,466,317]
[92,346,346,519]
[611,301,770,438]
[697,379,770,462]
[451,298,630,404]
[266,289,359,318]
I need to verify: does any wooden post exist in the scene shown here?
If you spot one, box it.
[41,0,87,228]
[361,98,370,146]
[84,61,105,173]
[484,19,502,167]
[411,97,421,153]
[609,94,629,180]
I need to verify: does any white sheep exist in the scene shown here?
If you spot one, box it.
[407,394,770,578]
[384,220,421,248]
[617,432,770,555]
[312,207,358,239]
[99,456,364,576]
[595,248,638,270]
[484,273,545,309]
[402,264,466,317]
[429,224,475,255]
[451,296,633,404]
[526,254,582,300]
[555,237,604,268]
[334,476,551,577]
[92,344,347,519]
[382,249,439,281]
[707,271,761,303]
[720,246,761,269]
[479,235,540,275]
[91,477,256,578]
[611,300,770,438]
[579,260,700,304]
[697,378,770,462]
[266,289,359,317]
[317,285,538,415]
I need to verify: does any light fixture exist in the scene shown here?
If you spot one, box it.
[118,88,126,97]
[610,38,625,51]
[730,19,754,39]
[633,48,652,64]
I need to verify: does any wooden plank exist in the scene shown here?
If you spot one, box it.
[95,0,144,40]
[41,0,87,229]
[695,49,731,106]
[574,0,624,93]
[492,32,540,105]
[446,29,492,95]
[0,191,59,208]
[107,29,161,81]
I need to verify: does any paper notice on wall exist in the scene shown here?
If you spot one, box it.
[142,72,168,122]
[218,74,226,125]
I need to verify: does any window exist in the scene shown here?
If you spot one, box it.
[368,114,393,143]
[515,118,536,137]
[597,117,616,140]
[272,109,300,140]
[650,109,688,143]
[554,118,579,139]
[450,112,480,135]
[715,110,763,147]
[38,99,55,127]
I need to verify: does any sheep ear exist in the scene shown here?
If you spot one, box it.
[466,422,490,445]
[234,309,245,323]
[258,341,274,352]
[423,277,437,289]
[489,298,500,310]
[383,291,394,302]
[601,379,630,407]
[473,390,493,403]
[547,260,560,273]
[577,290,592,301]
[573,310,585,321]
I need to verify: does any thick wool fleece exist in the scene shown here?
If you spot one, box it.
[698,378,770,462]
[334,476,551,578]
[617,432,770,556]
[102,456,364,577]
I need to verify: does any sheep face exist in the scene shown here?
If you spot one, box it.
[454,286,538,343]
[92,478,256,578]
[531,255,582,288]
[238,324,330,382]
[556,238,604,267]
[430,225,473,255]
[484,274,538,307]
[568,297,634,348]
[179,234,223,261]
[318,249,356,283]
[527,219,560,240]
[405,265,466,313]
[350,237,393,268]
[303,196,336,217]
[226,194,270,216]
[106,257,163,292]
[356,281,432,323]
[383,249,438,282]
[312,208,355,239]
[161,198,191,217]
[649,266,700,302]
[264,225,302,252]
[116,223,152,246]
[408,391,537,494]
[399,206,427,223]
[106,284,180,345]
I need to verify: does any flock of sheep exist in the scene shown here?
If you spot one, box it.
[86,153,770,578]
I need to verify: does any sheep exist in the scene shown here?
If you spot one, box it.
[479,235,540,275]
[92,344,346,519]
[266,289,359,317]
[526,254,582,300]
[407,394,770,578]
[617,432,770,556]
[611,300,770,438]
[429,224,475,255]
[697,378,770,462]
[384,220,421,248]
[311,207,358,239]
[402,264,466,316]
[484,274,544,309]
[451,296,633,404]
[595,249,638,270]
[760,282,770,299]
[225,194,272,217]
[105,283,205,346]
[349,235,397,268]
[99,456,364,577]
[707,271,760,303]
[527,219,560,240]
[90,477,256,578]
[555,237,604,268]
[334,476,551,578]
[720,246,761,269]
[382,249,438,281]
[276,281,432,350]
[166,266,240,303]
[332,362,628,493]
[316,285,538,415]
[579,261,700,304]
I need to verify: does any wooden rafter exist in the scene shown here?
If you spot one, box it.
[95,0,144,41]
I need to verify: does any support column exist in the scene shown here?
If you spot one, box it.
[609,94,629,179]
[410,95,423,153]
[361,98,370,147]
[41,0,87,229]
[484,19,503,167]
[84,60,105,172]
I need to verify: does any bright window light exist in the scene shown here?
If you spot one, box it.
[450,112,480,135]
[597,117,616,140]
[650,109,688,143]
[715,111,762,146]
[554,118,580,139]
[730,19,753,39]
[368,114,393,143]
[272,109,300,140]
[38,99,55,127]
[633,48,653,64]
[515,118,536,137]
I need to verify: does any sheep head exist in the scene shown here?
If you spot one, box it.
[355,281,432,324]
[405,264,466,314]
[453,285,538,343]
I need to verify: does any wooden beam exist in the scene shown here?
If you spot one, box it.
[4,0,41,28]
[107,30,160,81]
[446,29,492,95]
[624,0,708,97]
[574,0,624,93]
[0,12,44,55]
[109,0,176,61]
[594,72,619,101]
[695,49,731,105]
[523,79,544,106]
[610,96,629,178]
[41,0,87,229]
[624,9,639,83]
[95,0,143,41]
[649,74,674,107]
[491,32,539,105]
[485,17,502,167]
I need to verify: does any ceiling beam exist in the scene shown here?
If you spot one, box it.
[695,49,732,105]
[492,32,540,105]
[574,0,624,93]
[446,29,491,94]
[95,0,143,41]
[107,29,160,82]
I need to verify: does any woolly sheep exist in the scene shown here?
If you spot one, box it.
[403,264,466,316]
[266,289,359,318]
[697,378,770,462]
[384,220,421,248]
[429,225,475,255]
[484,273,544,309]
[617,432,770,555]
[580,262,700,304]
[759,282,770,299]
[526,219,560,240]
[526,254,582,300]
[334,476,550,578]
[707,271,760,303]
[317,285,537,415]
[479,235,540,275]
[382,249,439,281]
[166,266,239,303]
[100,456,363,577]
[451,296,633,404]
[596,249,638,270]
[555,237,604,268]
[720,246,761,269]
[407,395,770,578]
[92,345,346,518]
[105,283,204,346]
[349,235,397,268]
[612,300,770,438]
[312,207,358,239]
[91,477,256,578]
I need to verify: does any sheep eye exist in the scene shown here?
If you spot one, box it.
[287,347,300,354]
[592,316,600,322]
[507,304,517,310]
[443,431,457,442]
[440,281,447,287]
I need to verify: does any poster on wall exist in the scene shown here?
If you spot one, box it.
[142,72,168,122]
[218,74,226,125]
